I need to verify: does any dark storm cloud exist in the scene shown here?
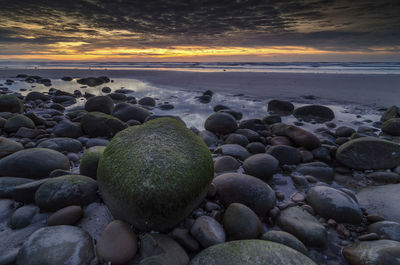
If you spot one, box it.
[0,0,399,52]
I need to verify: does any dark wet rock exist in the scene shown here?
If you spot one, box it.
[381,106,400,122]
[16,225,95,265]
[76,202,113,241]
[53,95,77,106]
[80,146,106,179]
[96,220,137,265]
[336,137,400,170]
[37,137,82,153]
[47,205,83,226]
[267,145,302,165]
[35,175,98,211]
[0,148,69,179]
[139,96,156,106]
[85,95,114,114]
[61,76,73,81]
[97,118,213,231]
[101,86,111,93]
[81,112,127,138]
[277,206,327,247]
[170,227,200,252]
[189,240,316,265]
[367,171,400,183]
[190,215,225,247]
[86,138,109,148]
[295,162,334,181]
[109,92,127,101]
[53,119,83,138]
[214,144,251,160]
[214,156,240,173]
[261,230,308,255]
[307,186,363,224]
[312,146,331,162]
[342,240,400,265]
[0,95,23,113]
[235,128,261,142]
[271,123,321,150]
[77,76,109,87]
[263,115,282,125]
[145,115,185,125]
[238,119,268,131]
[357,184,400,223]
[213,104,229,112]
[270,136,293,146]
[205,113,237,135]
[0,248,19,265]
[225,133,249,146]
[268,99,294,116]
[140,233,189,265]
[198,130,218,147]
[159,103,174,110]
[368,221,400,241]
[213,173,276,216]
[112,103,150,123]
[223,203,263,240]
[10,205,38,229]
[0,177,33,198]
[246,142,266,154]
[0,137,23,158]
[218,109,243,120]
[48,169,71,178]
[243,153,279,181]
[4,114,35,133]
[382,118,400,136]
[335,126,356,137]
[14,127,44,139]
[294,105,335,122]
[12,178,48,203]
[25,91,49,102]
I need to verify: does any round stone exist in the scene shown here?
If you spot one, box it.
[4,114,35,133]
[81,112,127,138]
[204,113,237,135]
[243,153,279,181]
[190,216,226,248]
[80,146,106,179]
[0,95,23,113]
[47,205,83,226]
[85,95,114,114]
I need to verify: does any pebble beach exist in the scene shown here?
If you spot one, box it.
[0,68,399,265]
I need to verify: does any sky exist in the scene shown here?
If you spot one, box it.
[0,0,399,62]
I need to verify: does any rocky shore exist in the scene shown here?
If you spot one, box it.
[0,74,399,265]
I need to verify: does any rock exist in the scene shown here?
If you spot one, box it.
[80,146,106,179]
[145,115,185,125]
[219,109,243,120]
[101,86,111,93]
[293,105,335,122]
[223,203,263,240]
[263,115,282,125]
[267,145,302,165]
[225,133,249,147]
[236,128,261,142]
[238,119,268,131]
[0,148,69,179]
[0,137,23,158]
[213,173,276,216]
[37,137,82,153]
[61,76,73,81]
[268,100,294,115]
[4,115,35,133]
[12,178,48,203]
[336,137,400,170]
[47,205,83,226]
[306,186,363,224]
[271,123,321,150]
[243,153,279,181]
[97,118,213,231]
[85,96,114,114]
[139,97,156,106]
[53,95,76,106]
[81,112,127,138]
[25,91,49,101]
[277,206,327,247]
[198,130,218,146]
[140,233,189,265]
[312,147,331,162]
[357,184,400,223]
[14,127,44,139]
[381,106,400,122]
[77,76,109,87]
[335,126,356,137]
[0,95,23,113]
[205,113,237,135]
[270,136,293,146]
[367,172,400,183]
[189,240,316,265]
[10,205,38,229]
[53,120,83,138]
[190,216,225,247]
[246,142,265,154]
[0,177,33,198]
[85,138,109,148]
[16,225,95,265]
[35,175,98,211]
[382,118,400,136]
[214,156,240,173]
[261,230,308,255]
[96,220,137,265]
[342,240,400,265]
[295,162,334,181]
[368,221,400,241]
[0,248,19,265]
[112,103,150,123]
[109,92,127,101]
[170,228,200,252]
[214,144,251,160]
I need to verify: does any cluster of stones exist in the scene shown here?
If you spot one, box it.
[0,75,399,265]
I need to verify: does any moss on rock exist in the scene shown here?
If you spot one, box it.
[80,146,106,179]
[0,95,24,113]
[97,118,214,231]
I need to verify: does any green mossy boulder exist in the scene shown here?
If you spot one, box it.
[80,146,106,179]
[382,118,400,136]
[4,114,35,133]
[189,240,316,265]
[81,112,127,138]
[97,118,214,231]
[0,95,24,113]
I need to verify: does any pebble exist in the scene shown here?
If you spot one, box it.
[190,216,226,248]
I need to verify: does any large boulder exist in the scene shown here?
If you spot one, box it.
[97,118,214,231]
[189,240,316,265]
[81,112,127,138]
[382,118,400,136]
[16,225,95,265]
[306,186,363,224]
[112,103,150,123]
[342,240,400,265]
[271,123,321,150]
[381,106,400,122]
[336,137,400,170]
[205,113,237,135]
[0,148,69,179]
[85,96,114,114]
[0,137,23,158]
[0,94,23,113]
[4,114,35,133]
[293,105,335,122]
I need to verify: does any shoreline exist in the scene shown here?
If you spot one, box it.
[1,69,399,108]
